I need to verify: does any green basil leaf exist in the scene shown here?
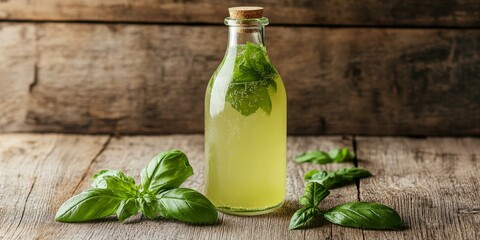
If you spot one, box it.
[289,207,321,230]
[324,202,403,230]
[138,195,161,220]
[92,170,138,197]
[116,198,138,222]
[226,83,272,116]
[295,148,354,164]
[92,169,135,188]
[295,151,330,164]
[329,148,355,163]
[100,176,138,197]
[226,42,278,116]
[157,188,218,225]
[55,188,123,222]
[306,167,372,189]
[304,170,327,180]
[299,182,330,207]
[140,150,193,195]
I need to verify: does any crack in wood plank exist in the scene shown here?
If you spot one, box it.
[352,136,367,240]
[353,136,361,201]
[29,24,40,93]
[28,63,39,93]
[458,208,480,214]
[15,176,36,229]
[328,223,332,240]
[71,135,112,195]
[12,136,57,232]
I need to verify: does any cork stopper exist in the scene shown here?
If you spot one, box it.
[229,6,263,19]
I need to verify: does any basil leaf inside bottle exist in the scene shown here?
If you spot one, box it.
[226,42,279,116]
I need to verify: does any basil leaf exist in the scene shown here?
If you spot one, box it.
[295,151,330,164]
[55,188,123,222]
[157,188,218,225]
[92,170,135,188]
[295,148,354,164]
[138,195,161,220]
[226,42,278,116]
[92,170,138,198]
[226,83,272,116]
[324,202,403,230]
[299,182,330,207]
[289,207,321,230]
[290,183,328,230]
[140,150,193,195]
[306,167,372,189]
[304,170,327,180]
[116,198,138,222]
[334,167,372,179]
[329,148,355,163]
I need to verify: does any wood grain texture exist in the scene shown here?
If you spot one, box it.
[356,137,480,239]
[0,134,110,239]
[0,24,36,133]
[0,0,479,26]
[0,23,479,135]
[0,134,356,239]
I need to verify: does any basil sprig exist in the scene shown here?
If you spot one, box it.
[305,167,372,189]
[295,148,355,164]
[55,149,218,224]
[289,182,402,230]
[291,148,402,230]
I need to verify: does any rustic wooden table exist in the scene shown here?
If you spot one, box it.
[1,134,478,239]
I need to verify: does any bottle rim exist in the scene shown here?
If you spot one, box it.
[224,17,269,27]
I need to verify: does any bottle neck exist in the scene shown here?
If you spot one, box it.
[228,26,265,47]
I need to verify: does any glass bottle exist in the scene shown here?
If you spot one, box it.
[204,7,287,215]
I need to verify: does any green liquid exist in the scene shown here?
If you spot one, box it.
[205,43,286,215]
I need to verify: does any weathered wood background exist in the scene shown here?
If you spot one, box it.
[0,0,479,135]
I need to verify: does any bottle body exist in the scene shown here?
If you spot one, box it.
[204,20,287,215]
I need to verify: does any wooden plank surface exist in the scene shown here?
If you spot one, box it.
[1,23,479,136]
[357,137,480,239]
[0,134,110,239]
[0,0,479,26]
[1,134,479,239]
[0,134,356,239]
